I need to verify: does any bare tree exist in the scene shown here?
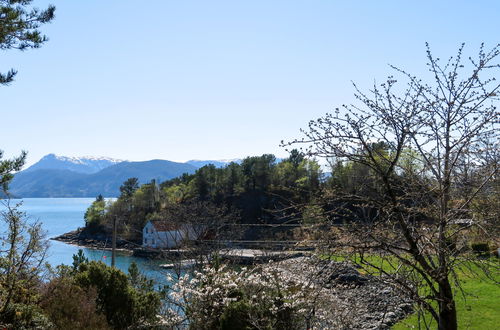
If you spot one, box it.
[0,200,48,316]
[287,43,499,330]
[153,200,241,265]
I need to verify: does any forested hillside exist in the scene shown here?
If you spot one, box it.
[83,151,323,243]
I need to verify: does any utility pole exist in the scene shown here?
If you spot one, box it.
[112,215,117,267]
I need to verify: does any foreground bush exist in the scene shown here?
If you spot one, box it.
[166,264,334,329]
[0,303,52,330]
[40,277,109,330]
[74,261,162,329]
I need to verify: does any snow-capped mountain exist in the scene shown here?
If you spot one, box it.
[10,154,246,197]
[24,153,124,174]
[186,159,242,168]
[11,158,197,198]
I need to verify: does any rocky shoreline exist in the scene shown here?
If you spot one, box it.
[269,257,413,330]
[52,229,184,259]
[51,228,137,252]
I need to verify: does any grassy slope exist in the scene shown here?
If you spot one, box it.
[393,270,499,329]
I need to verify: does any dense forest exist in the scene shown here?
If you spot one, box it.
[83,150,324,245]
[84,138,499,250]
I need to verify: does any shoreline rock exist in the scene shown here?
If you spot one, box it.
[51,228,137,252]
[269,257,414,330]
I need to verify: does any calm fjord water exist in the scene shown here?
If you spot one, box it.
[2,198,165,281]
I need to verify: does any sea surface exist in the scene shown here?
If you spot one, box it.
[0,198,167,283]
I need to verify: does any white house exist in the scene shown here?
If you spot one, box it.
[143,220,198,249]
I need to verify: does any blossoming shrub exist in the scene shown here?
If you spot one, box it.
[168,264,332,329]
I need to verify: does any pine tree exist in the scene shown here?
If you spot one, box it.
[1,0,55,85]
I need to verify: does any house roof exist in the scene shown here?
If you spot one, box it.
[150,220,182,232]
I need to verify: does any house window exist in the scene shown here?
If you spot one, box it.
[145,238,148,244]
[152,239,155,245]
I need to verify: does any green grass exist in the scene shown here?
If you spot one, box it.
[393,269,499,329]
[322,253,499,329]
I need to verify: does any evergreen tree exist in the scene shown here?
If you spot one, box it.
[0,151,26,194]
[119,177,139,198]
[0,0,55,85]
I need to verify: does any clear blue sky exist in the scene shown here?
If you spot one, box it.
[2,0,499,167]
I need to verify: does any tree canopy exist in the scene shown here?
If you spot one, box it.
[83,152,324,245]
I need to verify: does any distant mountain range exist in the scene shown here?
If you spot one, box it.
[9,154,240,198]
[186,158,242,168]
[25,154,123,174]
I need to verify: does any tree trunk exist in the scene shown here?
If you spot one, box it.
[438,279,458,330]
